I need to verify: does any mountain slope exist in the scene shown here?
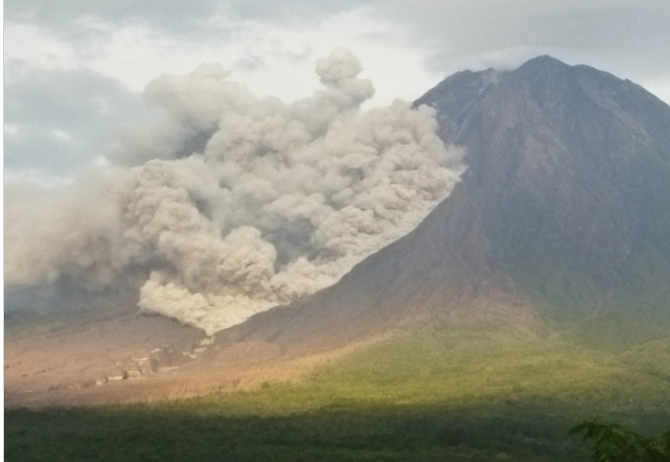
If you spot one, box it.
[222,56,670,351]
[416,55,670,315]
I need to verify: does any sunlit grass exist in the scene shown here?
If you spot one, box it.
[301,325,670,412]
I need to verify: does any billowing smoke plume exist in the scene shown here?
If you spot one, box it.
[4,48,463,335]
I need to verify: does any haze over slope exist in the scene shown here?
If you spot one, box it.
[4,48,463,335]
[226,56,670,350]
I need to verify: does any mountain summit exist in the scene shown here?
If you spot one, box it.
[224,56,670,350]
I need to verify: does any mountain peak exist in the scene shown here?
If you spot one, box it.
[516,55,569,72]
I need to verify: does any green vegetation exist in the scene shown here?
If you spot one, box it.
[569,418,670,462]
[5,321,670,461]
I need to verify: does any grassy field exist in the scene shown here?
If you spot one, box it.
[5,319,670,461]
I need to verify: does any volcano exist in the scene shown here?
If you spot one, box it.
[219,55,670,351]
[6,56,670,407]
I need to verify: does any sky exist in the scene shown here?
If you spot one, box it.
[4,0,670,183]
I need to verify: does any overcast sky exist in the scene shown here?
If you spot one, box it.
[4,0,670,182]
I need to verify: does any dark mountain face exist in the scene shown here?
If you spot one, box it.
[222,56,670,350]
[415,55,670,314]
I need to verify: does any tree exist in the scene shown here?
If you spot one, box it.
[569,418,670,462]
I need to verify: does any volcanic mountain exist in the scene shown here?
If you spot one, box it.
[6,56,670,407]
[220,55,670,351]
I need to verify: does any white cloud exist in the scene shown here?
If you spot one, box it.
[4,1,669,183]
[373,0,670,90]
[3,63,143,175]
[3,23,80,71]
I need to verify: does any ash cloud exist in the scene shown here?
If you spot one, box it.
[4,48,464,335]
